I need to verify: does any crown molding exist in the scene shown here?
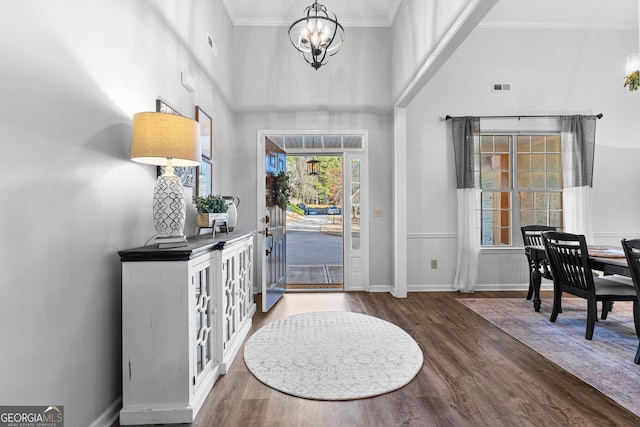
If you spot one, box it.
[232,17,391,28]
[477,22,638,31]
[223,0,402,28]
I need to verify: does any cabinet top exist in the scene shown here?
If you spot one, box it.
[118,230,255,262]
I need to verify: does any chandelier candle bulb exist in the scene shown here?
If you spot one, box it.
[288,0,344,70]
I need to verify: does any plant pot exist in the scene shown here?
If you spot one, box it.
[196,212,229,228]
[196,213,211,227]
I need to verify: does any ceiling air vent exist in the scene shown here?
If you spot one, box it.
[492,83,511,93]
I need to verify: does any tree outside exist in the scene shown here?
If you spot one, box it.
[286,156,343,208]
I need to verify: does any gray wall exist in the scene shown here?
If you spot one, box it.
[232,25,395,290]
[391,0,479,100]
[405,26,640,290]
[0,1,236,425]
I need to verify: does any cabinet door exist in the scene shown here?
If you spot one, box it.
[237,239,254,325]
[191,258,215,390]
[222,248,238,350]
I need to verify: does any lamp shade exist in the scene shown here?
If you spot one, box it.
[131,112,201,166]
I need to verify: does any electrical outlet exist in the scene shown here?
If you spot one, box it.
[431,259,438,269]
[374,208,382,217]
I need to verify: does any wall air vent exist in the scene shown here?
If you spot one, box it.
[492,83,511,93]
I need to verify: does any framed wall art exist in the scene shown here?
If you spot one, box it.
[156,98,181,115]
[155,98,197,189]
[196,106,212,160]
[198,160,212,198]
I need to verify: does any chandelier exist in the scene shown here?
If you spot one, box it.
[288,1,344,70]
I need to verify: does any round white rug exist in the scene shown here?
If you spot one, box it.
[243,311,424,400]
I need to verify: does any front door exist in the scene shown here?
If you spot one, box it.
[262,137,287,311]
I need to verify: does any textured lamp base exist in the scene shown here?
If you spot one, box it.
[153,173,186,241]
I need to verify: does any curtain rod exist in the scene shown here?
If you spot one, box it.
[445,113,603,120]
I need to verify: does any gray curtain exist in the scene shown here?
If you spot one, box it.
[452,117,478,189]
[561,115,596,188]
[451,117,480,293]
[560,115,597,239]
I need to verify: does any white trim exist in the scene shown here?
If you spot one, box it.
[406,283,551,293]
[224,0,402,28]
[344,149,370,292]
[479,246,527,255]
[369,284,393,293]
[407,233,457,239]
[593,232,640,239]
[477,22,638,31]
[256,132,265,298]
[393,107,407,298]
[257,129,370,296]
[89,397,122,427]
[232,18,393,28]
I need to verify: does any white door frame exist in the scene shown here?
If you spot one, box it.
[256,130,369,293]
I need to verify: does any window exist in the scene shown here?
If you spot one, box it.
[476,133,563,246]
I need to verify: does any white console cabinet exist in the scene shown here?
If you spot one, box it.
[118,231,255,425]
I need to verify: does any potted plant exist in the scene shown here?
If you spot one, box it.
[196,194,229,228]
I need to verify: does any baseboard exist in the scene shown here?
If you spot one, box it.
[406,283,553,293]
[368,284,392,293]
[89,397,122,427]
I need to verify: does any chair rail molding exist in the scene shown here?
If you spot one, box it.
[407,232,457,239]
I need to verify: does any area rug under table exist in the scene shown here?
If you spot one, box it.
[243,311,424,400]
[459,298,640,417]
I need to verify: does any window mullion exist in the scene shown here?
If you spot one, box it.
[511,134,521,244]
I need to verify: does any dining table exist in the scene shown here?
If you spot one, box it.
[524,245,629,312]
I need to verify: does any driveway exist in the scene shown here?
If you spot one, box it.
[285,211,341,264]
[286,230,342,265]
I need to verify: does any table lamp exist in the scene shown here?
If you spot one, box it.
[131,112,201,247]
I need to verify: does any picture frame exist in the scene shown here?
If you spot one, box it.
[156,98,181,115]
[155,98,196,189]
[198,160,212,198]
[196,106,212,160]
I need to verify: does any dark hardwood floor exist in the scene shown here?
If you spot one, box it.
[115,291,640,426]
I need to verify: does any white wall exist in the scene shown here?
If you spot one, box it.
[406,26,640,291]
[232,25,395,289]
[0,1,235,425]
[391,0,494,102]
[233,26,392,112]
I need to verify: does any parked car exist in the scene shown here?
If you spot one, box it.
[328,206,341,215]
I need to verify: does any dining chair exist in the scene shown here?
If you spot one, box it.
[521,225,556,300]
[620,238,640,363]
[542,231,639,340]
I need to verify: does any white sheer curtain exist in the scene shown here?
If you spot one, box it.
[561,115,597,242]
[451,117,480,293]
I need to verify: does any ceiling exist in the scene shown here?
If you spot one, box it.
[222,0,638,29]
[222,0,402,27]
[481,0,637,30]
